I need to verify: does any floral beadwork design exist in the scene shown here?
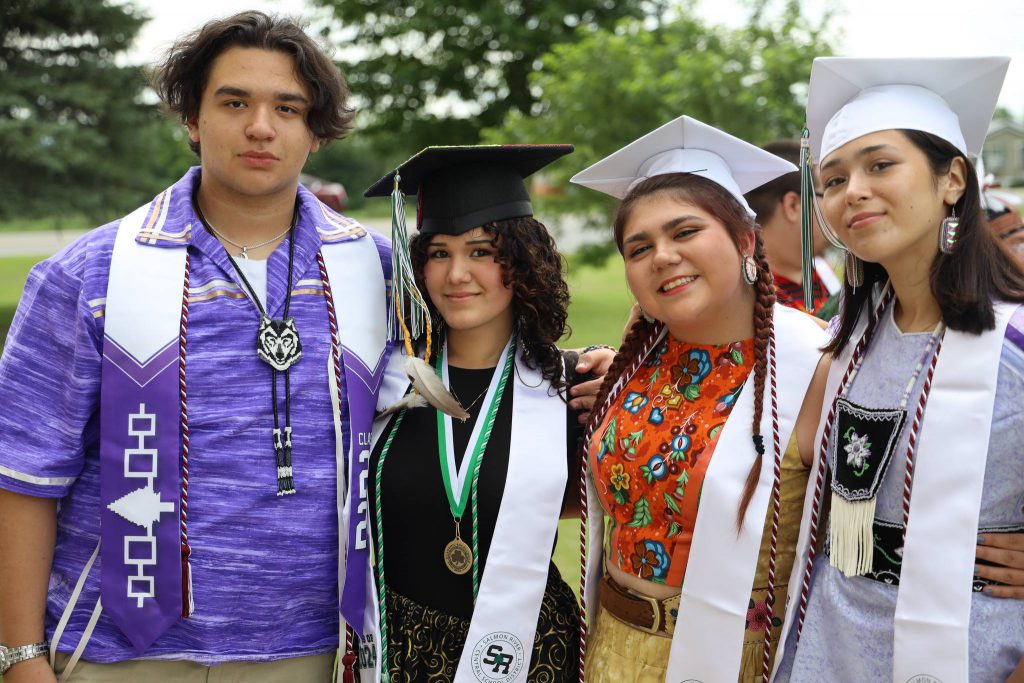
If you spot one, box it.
[640,454,668,483]
[671,349,713,401]
[609,463,631,505]
[843,427,872,476]
[623,391,648,414]
[590,335,754,588]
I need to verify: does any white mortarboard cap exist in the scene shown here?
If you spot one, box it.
[807,56,1010,161]
[569,115,797,218]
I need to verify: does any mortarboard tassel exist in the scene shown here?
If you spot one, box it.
[389,173,432,360]
[384,174,468,419]
[799,130,816,313]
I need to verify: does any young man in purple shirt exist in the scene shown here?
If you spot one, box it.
[0,12,397,681]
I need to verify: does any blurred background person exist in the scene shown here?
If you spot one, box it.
[744,140,841,319]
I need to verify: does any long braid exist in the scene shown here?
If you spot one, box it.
[737,232,777,527]
[584,316,660,445]
[737,232,781,679]
[577,315,662,683]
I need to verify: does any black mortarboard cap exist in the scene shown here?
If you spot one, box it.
[364,144,574,235]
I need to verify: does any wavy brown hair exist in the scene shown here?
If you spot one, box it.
[151,11,354,155]
[585,173,776,525]
[410,216,571,390]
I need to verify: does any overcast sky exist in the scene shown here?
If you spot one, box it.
[126,0,1024,115]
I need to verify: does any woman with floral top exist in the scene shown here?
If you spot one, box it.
[569,115,828,683]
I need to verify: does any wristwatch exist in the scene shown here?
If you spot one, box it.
[0,641,49,674]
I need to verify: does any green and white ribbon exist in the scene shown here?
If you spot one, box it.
[437,334,515,598]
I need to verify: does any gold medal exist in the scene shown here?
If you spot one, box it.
[444,537,473,575]
[444,520,473,575]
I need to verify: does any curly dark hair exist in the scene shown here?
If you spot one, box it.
[150,11,354,156]
[410,216,571,391]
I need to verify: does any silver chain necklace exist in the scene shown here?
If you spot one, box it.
[205,221,292,259]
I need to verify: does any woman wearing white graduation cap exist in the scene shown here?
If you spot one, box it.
[776,57,1024,682]
[570,116,828,682]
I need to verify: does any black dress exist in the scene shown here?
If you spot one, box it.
[367,352,586,683]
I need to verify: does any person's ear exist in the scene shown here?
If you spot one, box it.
[186,116,201,145]
[942,156,968,207]
[781,190,802,224]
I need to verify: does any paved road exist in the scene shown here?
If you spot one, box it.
[0,214,608,259]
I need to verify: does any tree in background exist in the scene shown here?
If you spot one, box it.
[485,0,833,236]
[993,105,1020,124]
[314,0,659,156]
[0,0,192,223]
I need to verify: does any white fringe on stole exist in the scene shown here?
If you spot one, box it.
[828,493,875,577]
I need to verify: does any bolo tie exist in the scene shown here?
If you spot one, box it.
[193,187,303,496]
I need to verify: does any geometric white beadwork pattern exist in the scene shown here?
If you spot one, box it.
[105,403,175,608]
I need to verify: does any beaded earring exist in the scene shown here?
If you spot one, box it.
[741,254,759,285]
[939,206,960,254]
[845,250,864,288]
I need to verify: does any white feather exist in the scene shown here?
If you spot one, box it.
[378,390,428,418]
[404,356,470,420]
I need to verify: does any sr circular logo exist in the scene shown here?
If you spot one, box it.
[472,631,525,682]
[907,676,941,683]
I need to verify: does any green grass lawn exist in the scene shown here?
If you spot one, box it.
[0,216,92,232]
[0,252,631,612]
[0,256,41,347]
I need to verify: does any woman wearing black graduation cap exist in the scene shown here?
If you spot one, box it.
[360,145,586,683]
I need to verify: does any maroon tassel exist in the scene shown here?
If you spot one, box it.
[341,652,357,683]
[180,543,192,618]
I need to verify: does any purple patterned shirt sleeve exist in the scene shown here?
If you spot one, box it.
[0,224,117,497]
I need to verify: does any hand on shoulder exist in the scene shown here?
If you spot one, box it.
[976,533,1024,599]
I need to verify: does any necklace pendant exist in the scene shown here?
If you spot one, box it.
[239,246,249,260]
[256,315,303,371]
[444,536,473,575]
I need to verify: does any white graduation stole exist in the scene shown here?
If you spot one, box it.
[775,293,1014,683]
[664,305,825,682]
[362,349,567,683]
[454,350,567,683]
[773,289,871,680]
[892,303,1013,683]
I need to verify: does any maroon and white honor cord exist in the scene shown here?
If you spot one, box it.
[577,324,665,683]
[179,254,193,618]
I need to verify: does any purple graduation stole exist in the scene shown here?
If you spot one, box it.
[318,236,389,640]
[99,190,391,656]
[100,197,189,653]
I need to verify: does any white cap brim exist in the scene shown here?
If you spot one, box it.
[807,56,1010,161]
[570,115,797,218]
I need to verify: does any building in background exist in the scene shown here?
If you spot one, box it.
[984,120,1024,187]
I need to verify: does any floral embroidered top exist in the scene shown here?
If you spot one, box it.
[590,334,754,586]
